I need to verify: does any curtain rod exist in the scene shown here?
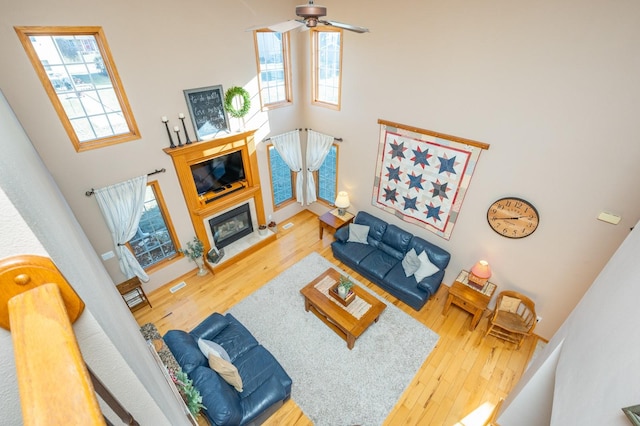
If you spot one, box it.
[263,128,342,142]
[305,128,343,142]
[85,168,166,197]
[263,128,303,142]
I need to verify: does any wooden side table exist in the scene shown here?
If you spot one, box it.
[443,270,496,330]
[116,276,152,312]
[318,209,354,239]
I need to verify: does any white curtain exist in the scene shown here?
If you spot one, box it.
[305,130,334,205]
[94,175,149,282]
[271,130,304,205]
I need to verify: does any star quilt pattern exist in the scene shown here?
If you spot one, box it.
[372,125,482,240]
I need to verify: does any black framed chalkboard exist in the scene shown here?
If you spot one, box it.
[183,85,229,140]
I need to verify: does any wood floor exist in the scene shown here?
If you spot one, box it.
[133,210,538,426]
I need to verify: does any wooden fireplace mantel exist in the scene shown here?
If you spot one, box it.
[164,130,274,271]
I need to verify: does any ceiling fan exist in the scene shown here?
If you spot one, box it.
[257,0,369,34]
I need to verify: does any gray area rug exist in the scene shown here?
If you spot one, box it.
[227,252,439,425]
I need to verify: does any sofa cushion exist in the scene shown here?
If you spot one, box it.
[331,239,378,266]
[381,224,413,255]
[191,365,243,426]
[354,211,387,245]
[190,312,231,341]
[208,353,243,392]
[414,251,440,282]
[358,250,398,280]
[198,338,232,362]
[347,223,370,244]
[408,236,451,270]
[402,248,421,277]
[163,330,207,375]
[192,314,259,362]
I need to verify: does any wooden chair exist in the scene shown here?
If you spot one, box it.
[485,290,536,349]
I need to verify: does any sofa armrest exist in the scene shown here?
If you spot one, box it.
[190,312,230,341]
[334,225,349,242]
[240,375,289,424]
[191,365,243,426]
[416,268,445,296]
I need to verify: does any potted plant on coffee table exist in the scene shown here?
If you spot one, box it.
[337,275,354,299]
[179,237,207,276]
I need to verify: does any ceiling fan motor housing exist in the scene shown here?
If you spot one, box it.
[296,4,327,19]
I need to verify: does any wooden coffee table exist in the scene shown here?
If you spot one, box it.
[300,268,386,349]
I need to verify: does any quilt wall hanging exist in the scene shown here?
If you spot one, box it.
[373,119,490,240]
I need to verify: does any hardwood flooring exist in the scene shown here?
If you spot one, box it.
[133,210,538,426]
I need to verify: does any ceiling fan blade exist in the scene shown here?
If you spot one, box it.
[245,20,305,33]
[322,20,369,33]
[269,20,306,33]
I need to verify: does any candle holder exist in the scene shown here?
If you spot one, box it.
[173,126,183,147]
[179,115,192,144]
[162,118,175,148]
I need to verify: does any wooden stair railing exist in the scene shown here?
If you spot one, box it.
[0,255,137,425]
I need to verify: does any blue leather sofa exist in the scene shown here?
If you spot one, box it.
[331,211,451,311]
[164,312,292,426]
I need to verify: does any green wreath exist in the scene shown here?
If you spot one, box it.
[224,86,251,118]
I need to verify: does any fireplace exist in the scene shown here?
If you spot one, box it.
[208,203,254,249]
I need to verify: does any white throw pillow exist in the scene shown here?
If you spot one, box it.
[402,248,421,277]
[414,251,439,282]
[198,338,231,362]
[347,223,370,244]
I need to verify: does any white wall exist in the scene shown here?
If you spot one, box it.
[0,0,638,340]
[0,91,187,425]
[499,219,640,425]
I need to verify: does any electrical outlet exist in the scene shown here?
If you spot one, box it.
[536,316,542,323]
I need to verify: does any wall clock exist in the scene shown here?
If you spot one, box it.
[487,197,539,238]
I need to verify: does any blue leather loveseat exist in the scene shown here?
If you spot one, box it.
[332,211,451,311]
[164,312,292,426]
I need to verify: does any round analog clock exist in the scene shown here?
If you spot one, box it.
[487,197,539,239]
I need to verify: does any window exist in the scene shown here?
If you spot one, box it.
[128,182,179,271]
[268,145,295,208]
[316,144,338,205]
[254,30,292,109]
[15,26,140,152]
[311,28,342,110]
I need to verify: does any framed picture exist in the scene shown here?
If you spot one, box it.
[183,85,229,141]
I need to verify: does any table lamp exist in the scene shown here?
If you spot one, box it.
[334,191,350,216]
[469,260,491,289]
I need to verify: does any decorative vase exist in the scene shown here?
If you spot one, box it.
[194,257,208,276]
[337,285,348,299]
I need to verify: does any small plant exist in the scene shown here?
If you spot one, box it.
[259,224,267,230]
[179,237,204,261]
[170,369,205,416]
[338,275,354,292]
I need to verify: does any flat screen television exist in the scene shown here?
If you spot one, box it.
[190,150,246,196]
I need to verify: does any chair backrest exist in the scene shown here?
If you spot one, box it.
[495,290,537,332]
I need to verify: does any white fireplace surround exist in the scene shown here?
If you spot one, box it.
[203,197,271,265]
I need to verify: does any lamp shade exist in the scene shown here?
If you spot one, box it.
[334,191,350,208]
[470,260,491,279]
